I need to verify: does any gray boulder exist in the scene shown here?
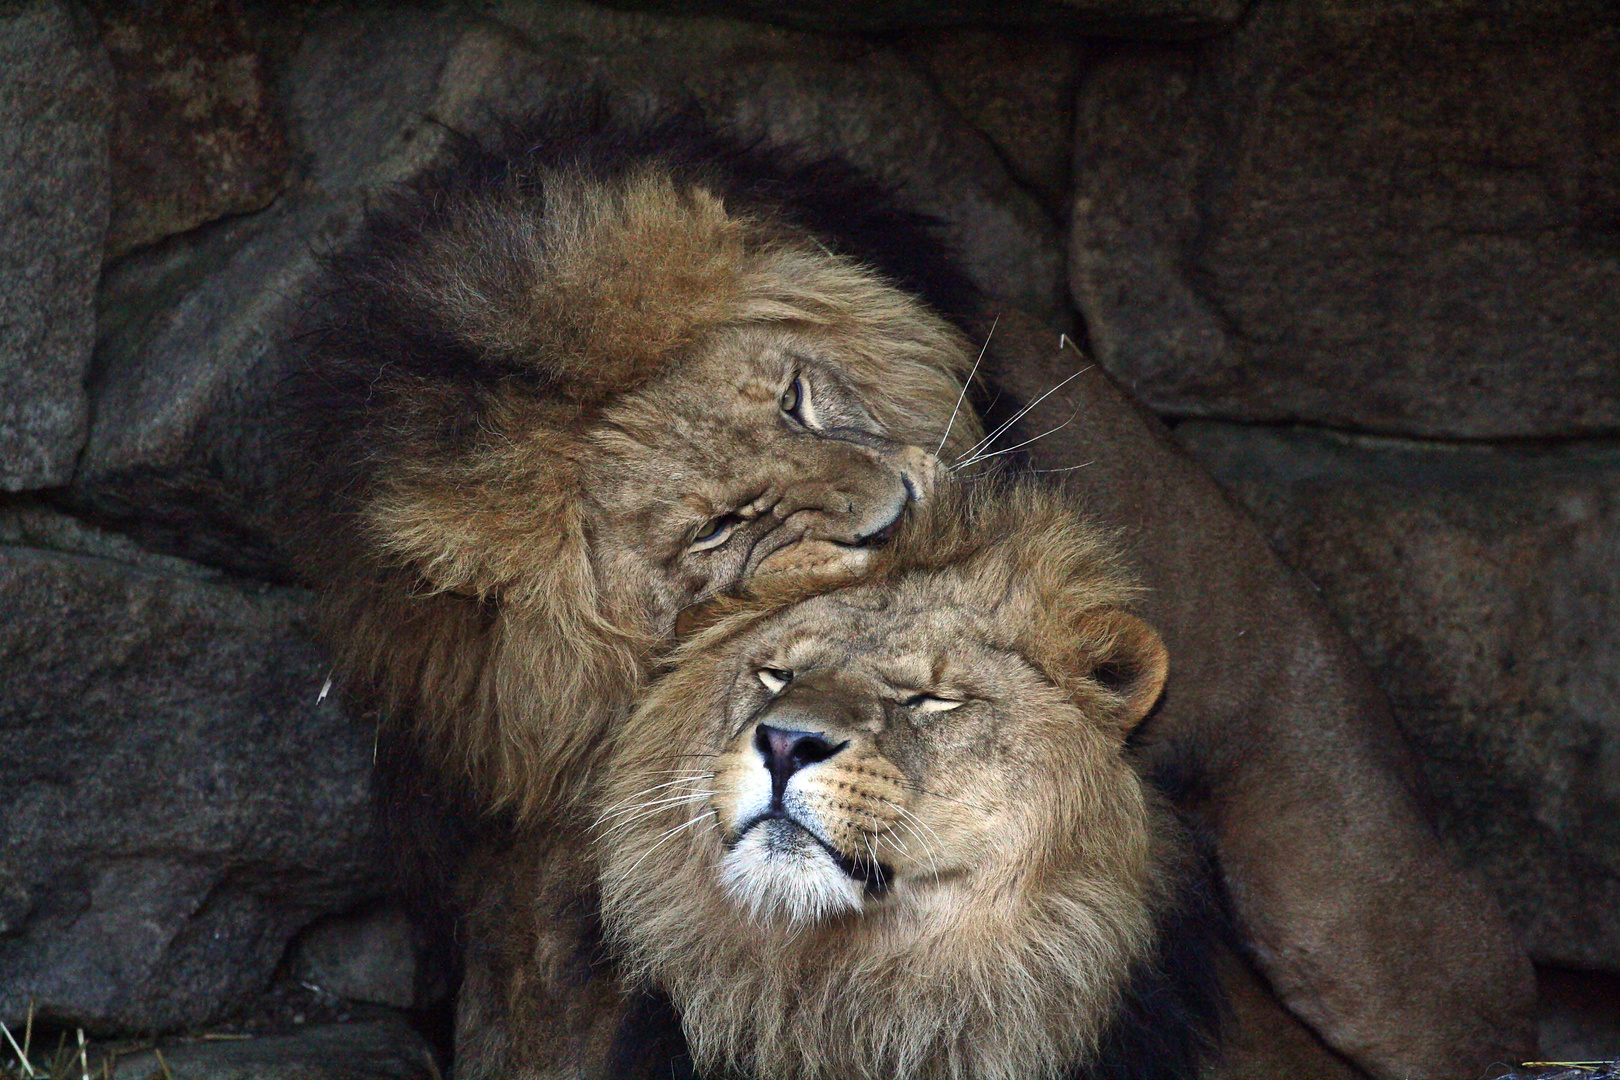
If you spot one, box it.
[1070,0,1620,438]
[1175,421,1620,970]
[0,1,110,492]
[86,0,289,259]
[293,907,419,1011]
[81,4,464,484]
[0,511,384,1032]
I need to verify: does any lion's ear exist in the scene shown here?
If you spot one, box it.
[1079,610,1169,737]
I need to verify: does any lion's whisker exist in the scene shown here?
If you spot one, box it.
[889,805,942,882]
[954,407,1080,471]
[594,775,713,817]
[898,780,995,816]
[593,791,714,833]
[594,801,713,845]
[934,316,996,456]
[594,796,710,831]
[1026,462,1095,475]
[611,812,711,885]
[954,366,1090,464]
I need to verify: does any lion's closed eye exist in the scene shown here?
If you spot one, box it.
[758,668,793,694]
[690,515,739,552]
[903,694,963,713]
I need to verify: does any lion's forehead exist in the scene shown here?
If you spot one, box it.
[751,594,1020,690]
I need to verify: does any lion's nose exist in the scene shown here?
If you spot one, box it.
[852,495,907,545]
[755,724,844,800]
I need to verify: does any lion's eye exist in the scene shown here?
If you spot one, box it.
[689,515,737,552]
[779,377,807,423]
[757,668,792,694]
[904,694,964,714]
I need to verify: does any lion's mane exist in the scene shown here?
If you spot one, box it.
[595,484,1221,1080]
[280,108,981,818]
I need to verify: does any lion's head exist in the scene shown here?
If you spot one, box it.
[286,114,984,815]
[594,484,1210,1080]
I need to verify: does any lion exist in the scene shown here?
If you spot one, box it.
[457,481,1223,1080]
[280,109,1533,1079]
[282,109,983,817]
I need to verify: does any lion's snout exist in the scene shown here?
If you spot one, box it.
[708,680,912,923]
[893,444,945,506]
[755,724,846,803]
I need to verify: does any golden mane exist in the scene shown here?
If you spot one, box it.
[291,151,980,817]
[596,482,1201,1080]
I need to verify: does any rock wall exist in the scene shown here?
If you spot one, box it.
[0,0,1614,1064]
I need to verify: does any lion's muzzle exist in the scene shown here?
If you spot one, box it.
[712,675,909,923]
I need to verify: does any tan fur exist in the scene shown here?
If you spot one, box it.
[313,168,983,816]
[593,483,1184,1080]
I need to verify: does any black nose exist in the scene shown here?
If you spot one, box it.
[755,724,843,802]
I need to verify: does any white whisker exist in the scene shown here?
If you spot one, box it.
[612,813,711,885]
[593,791,714,834]
[953,408,1080,471]
[954,366,1091,464]
[888,805,941,883]
[595,776,715,819]
[934,316,996,456]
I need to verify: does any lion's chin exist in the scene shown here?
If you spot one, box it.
[719,822,865,925]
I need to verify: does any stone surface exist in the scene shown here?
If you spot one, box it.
[87,0,288,259]
[0,1,110,491]
[0,511,384,1032]
[1539,968,1620,1062]
[1175,421,1620,970]
[1071,1,1620,438]
[293,907,418,1010]
[481,3,1064,316]
[109,1019,438,1080]
[588,0,1248,35]
[902,29,1079,211]
[79,4,462,484]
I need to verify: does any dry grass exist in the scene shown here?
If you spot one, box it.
[0,1010,107,1080]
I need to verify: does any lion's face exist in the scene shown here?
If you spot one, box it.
[706,585,1136,925]
[584,324,946,636]
[594,486,1178,1079]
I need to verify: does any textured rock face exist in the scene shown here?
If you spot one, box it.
[902,29,1079,211]
[87,0,289,259]
[0,512,383,1031]
[1071,1,1620,438]
[81,4,464,484]
[0,1,109,492]
[293,906,419,1010]
[1176,422,1620,969]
